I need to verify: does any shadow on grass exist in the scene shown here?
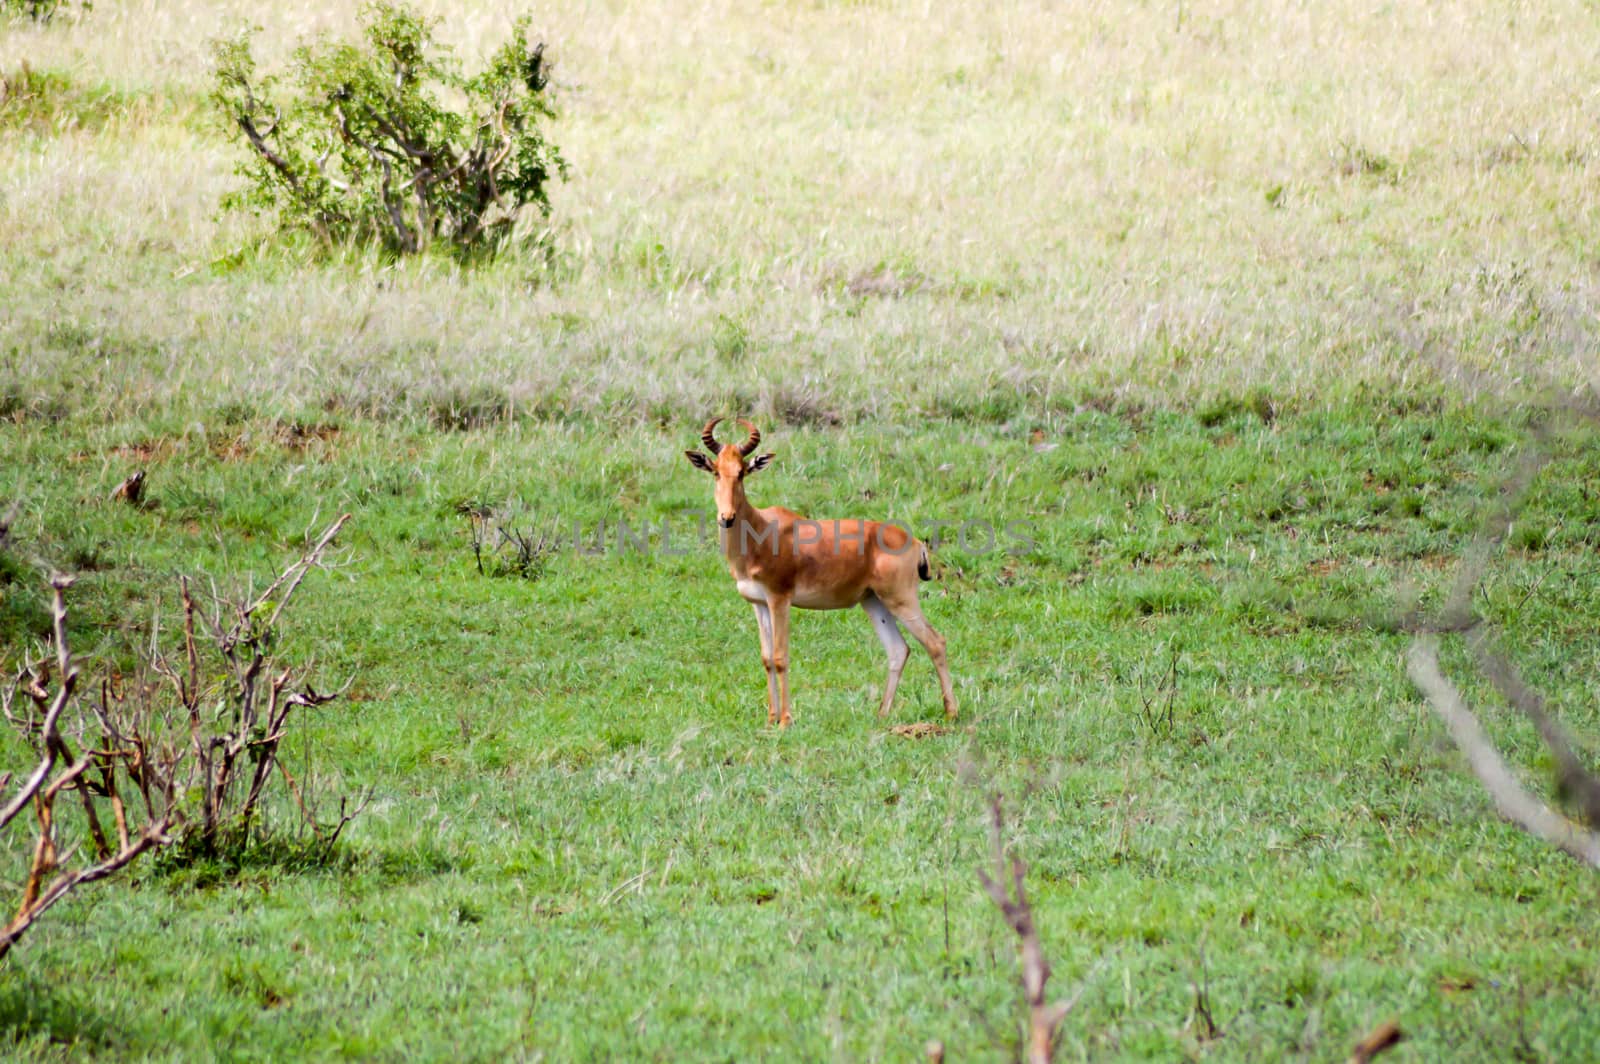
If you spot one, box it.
[148,834,360,892]
[148,833,467,893]
[0,972,116,1053]
[0,549,53,647]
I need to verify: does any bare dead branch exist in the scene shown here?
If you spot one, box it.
[0,812,174,960]
[1400,407,1600,867]
[0,516,361,962]
[1468,631,1600,828]
[154,514,355,852]
[1348,1019,1403,1063]
[320,787,373,854]
[0,576,78,833]
[979,794,1097,1064]
[1188,943,1223,1042]
[0,576,185,962]
[247,513,351,632]
[1407,640,1600,868]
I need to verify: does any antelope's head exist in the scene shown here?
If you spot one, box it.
[685,417,775,527]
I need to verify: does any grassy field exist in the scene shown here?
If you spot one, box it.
[4,0,1600,1060]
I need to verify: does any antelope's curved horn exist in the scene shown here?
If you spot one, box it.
[701,416,724,456]
[736,418,761,457]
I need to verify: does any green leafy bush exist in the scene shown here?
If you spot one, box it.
[1,0,82,23]
[212,2,565,255]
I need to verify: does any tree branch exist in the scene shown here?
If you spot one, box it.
[236,112,303,192]
[978,794,1096,1064]
[0,576,77,833]
[246,513,351,630]
[1407,639,1600,869]
[1468,630,1600,828]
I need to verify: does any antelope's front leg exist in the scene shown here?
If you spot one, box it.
[752,602,779,725]
[768,595,794,727]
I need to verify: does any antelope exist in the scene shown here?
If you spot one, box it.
[685,417,957,728]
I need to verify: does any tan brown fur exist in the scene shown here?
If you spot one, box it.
[686,417,956,727]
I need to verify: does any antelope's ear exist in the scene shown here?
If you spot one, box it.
[746,452,776,474]
[685,450,716,473]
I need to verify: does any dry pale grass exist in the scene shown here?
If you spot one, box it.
[2,0,1598,422]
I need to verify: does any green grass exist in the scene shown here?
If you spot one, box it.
[2,404,1599,1060]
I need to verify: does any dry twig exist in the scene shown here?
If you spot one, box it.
[1404,418,1600,868]
[978,795,1098,1064]
[1407,642,1600,868]
[1470,632,1600,828]
[0,576,182,961]
[1348,1019,1403,1063]
[1189,945,1222,1042]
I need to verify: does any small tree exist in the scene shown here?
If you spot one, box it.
[141,514,364,855]
[212,2,565,255]
[0,515,362,960]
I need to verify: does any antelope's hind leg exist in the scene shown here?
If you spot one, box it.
[880,593,957,720]
[862,592,910,718]
[752,602,779,725]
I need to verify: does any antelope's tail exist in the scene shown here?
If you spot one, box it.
[917,543,933,581]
